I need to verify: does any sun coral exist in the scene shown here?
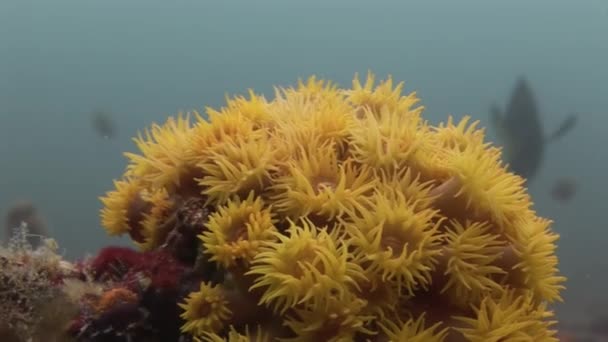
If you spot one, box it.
[346,71,421,117]
[432,115,490,153]
[454,290,558,342]
[438,144,533,233]
[344,187,444,295]
[221,90,274,125]
[136,187,175,251]
[197,132,278,205]
[247,219,364,314]
[274,77,355,155]
[179,281,233,335]
[270,141,377,221]
[441,220,506,307]
[188,107,259,164]
[98,72,566,341]
[125,114,197,193]
[507,217,566,303]
[200,193,278,268]
[379,313,449,342]
[99,177,148,239]
[348,105,428,172]
[282,291,374,341]
[198,325,271,342]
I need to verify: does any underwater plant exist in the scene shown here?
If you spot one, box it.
[93,72,566,341]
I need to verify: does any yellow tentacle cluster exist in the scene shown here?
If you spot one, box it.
[100,72,566,341]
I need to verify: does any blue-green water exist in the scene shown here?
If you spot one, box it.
[1,0,607,330]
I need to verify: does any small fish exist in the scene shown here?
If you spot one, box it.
[546,114,578,143]
[91,110,117,139]
[551,177,577,203]
[490,77,578,182]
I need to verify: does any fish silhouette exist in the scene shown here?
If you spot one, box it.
[91,110,117,139]
[490,77,577,181]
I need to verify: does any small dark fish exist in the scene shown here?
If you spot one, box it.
[91,110,117,139]
[490,77,578,182]
[3,200,49,248]
[546,114,578,143]
[551,178,577,203]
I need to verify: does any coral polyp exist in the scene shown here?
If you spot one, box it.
[247,219,364,314]
[99,177,148,239]
[508,217,566,303]
[198,325,271,342]
[432,115,490,153]
[271,141,377,221]
[200,193,277,268]
[281,291,374,341]
[346,71,421,117]
[179,282,233,336]
[453,290,558,341]
[440,144,532,232]
[125,114,196,192]
[344,188,444,295]
[379,314,449,342]
[197,133,278,205]
[92,72,566,341]
[441,220,506,307]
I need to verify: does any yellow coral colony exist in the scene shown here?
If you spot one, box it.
[100,72,566,341]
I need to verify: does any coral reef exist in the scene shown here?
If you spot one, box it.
[0,72,566,341]
[94,73,567,341]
